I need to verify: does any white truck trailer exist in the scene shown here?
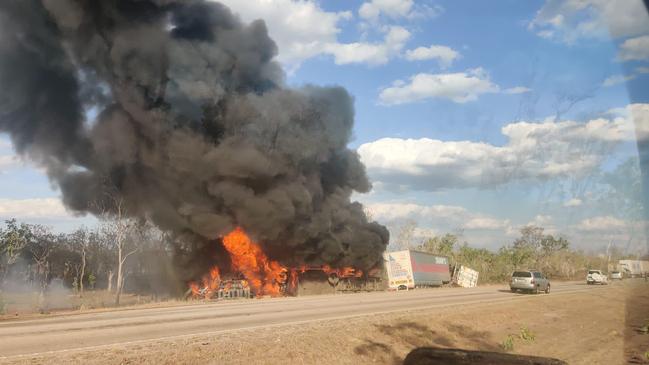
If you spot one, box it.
[618,260,649,277]
[383,250,450,290]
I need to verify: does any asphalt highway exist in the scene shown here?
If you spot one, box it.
[0,281,602,359]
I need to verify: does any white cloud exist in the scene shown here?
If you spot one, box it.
[217,0,418,69]
[379,68,503,104]
[216,0,351,68]
[323,26,410,65]
[0,198,72,219]
[464,217,510,230]
[358,0,443,22]
[610,103,649,140]
[368,202,465,222]
[0,154,20,173]
[529,215,553,226]
[617,35,649,61]
[524,215,558,235]
[530,0,649,43]
[609,69,649,88]
[503,86,532,94]
[359,0,413,20]
[575,216,627,231]
[404,45,460,68]
[366,202,510,232]
[563,198,583,207]
[602,74,635,87]
[358,103,648,191]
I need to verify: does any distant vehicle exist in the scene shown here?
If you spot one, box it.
[610,271,623,280]
[383,250,450,290]
[586,270,608,285]
[510,270,550,294]
[617,260,649,278]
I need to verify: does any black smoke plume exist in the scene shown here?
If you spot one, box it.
[0,0,389,281]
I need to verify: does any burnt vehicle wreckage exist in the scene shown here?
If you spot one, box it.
[183,226,387,299]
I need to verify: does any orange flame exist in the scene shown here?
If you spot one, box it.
[222,227,286,297]
[321,265,362,278]
[189,266,221,299]
[189,227,365,298]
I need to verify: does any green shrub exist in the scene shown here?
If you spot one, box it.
[88,273,96,290]
[0,293,6,315]
[519,326,536,342]
[501,334,515,351]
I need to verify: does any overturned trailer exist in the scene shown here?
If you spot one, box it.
[384,250,451,289]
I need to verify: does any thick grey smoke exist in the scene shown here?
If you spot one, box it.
[0,0,389,278]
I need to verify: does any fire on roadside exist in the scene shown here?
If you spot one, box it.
[189,227,363,299]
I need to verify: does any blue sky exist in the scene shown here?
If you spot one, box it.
[1,0,649,254]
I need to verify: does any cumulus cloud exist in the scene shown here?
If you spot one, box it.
[217,0,350,68]
[358,0,443,22]
[610,103,649,140]
[530,0,649,43]
[617,35,649,61]
[0,198,72,219]
[366,202,509,232]
[575,216,627,231]
[464,217,510,230]
[0,154,20,173]
[529,215,553,226]
[379,68,505,104]
[602,74,635,87]
[503,86,532,94]
[364,201,642,250]
[563,198,583,207]
[323,26,410,65]
[218,0,420,68]
[360,0,413,20]
[358,103,648,191]
[404,44,460,68]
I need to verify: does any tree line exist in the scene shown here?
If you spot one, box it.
[411,225,633,282]
[0,217,640,304]
[0,216,171,306]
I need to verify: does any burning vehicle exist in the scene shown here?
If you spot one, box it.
[0,0,389,298]
[187,227,385,299]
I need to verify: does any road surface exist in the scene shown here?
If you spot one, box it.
[0,282,602,359]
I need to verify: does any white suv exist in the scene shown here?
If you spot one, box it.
[586,270,608,285]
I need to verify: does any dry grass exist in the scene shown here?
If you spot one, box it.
[0,290,192,321]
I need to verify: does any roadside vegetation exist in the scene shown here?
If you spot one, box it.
[519,326,536,342]
[0,203,645,314]
[0,215,175,314]
[398,224,640,283]
[0,217,640,314]
[500,334,515,351]
[499,326,536,352]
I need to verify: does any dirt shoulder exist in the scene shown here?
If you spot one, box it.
[4,280,647,365]
[0,291,199,322]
